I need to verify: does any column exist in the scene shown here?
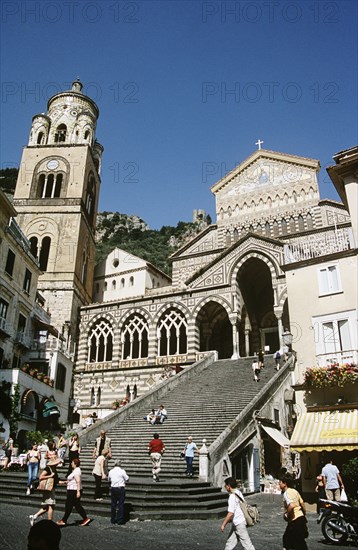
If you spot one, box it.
[199,439,209,482]
[231,320,240,360]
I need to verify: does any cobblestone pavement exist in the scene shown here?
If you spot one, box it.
[0,494,355,549]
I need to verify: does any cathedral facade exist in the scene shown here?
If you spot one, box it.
[3,81,356,434]
[74,146,355,422]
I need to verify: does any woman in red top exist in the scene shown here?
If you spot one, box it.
[147,433,165,482]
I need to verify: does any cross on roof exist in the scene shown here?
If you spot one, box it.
[255,139,264,150]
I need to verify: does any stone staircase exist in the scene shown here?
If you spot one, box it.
[0,356,285,519]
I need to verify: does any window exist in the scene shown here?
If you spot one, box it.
[39,237,51,271]
[37,172,63,198]
[88,318,113,362]
[322,320,351,355]
[312,310,356,366]
[55,363,66,392]
[122,314,149,359]
[318,265,341,295]
[158,308,187,356]
[17,314,26,334]
[5,249,15,276]
[129,276,134,287]
[112,280,116,290]
[0,299,9,321]
[54,124,67,143]
[23,269,32,293]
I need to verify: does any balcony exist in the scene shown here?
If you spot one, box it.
[283,227,354,264]
[14,331,31,349]
[0,317,11,338]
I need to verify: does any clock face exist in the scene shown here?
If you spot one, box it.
[47,159,59,170]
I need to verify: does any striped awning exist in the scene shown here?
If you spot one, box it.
[290,410,358,452]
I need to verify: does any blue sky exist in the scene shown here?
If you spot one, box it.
[1,0,357,229]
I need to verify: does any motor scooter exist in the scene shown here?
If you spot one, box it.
[317,498,358,545]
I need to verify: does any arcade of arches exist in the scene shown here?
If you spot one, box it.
[84,256,290,365]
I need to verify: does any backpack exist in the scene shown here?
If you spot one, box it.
[235,492,260,526]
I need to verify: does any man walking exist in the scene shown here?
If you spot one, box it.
[92,430,112,460]
[322,457,344,501]
[148,433,165,482]
[221,477,255,550]
[108,459,129,525]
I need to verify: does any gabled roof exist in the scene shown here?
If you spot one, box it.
[185,231,283,286]
[169,224,218,260]
[211,149,320,195]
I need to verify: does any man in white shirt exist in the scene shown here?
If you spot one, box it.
[108,460,129,525]
[221,477,255,550]
[322,459,344,501]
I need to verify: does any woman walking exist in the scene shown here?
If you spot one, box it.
[57,458,91,527]
[279,474,309,550]
[92,450,108,501]
[2,432,15,470]
[29,456,62,526]
[26,443,40,495]
[67,433,80,475]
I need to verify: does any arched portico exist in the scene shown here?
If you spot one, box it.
[235,256,279,355]
[195,300,233,359]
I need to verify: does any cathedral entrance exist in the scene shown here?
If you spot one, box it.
[237,258,277,356]
[196,301,232,359]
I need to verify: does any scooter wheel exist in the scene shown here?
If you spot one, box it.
[322,515,349,544]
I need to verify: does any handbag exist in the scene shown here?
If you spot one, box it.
[236,494,259,526]
[180,452,185,459]
[340,488,348,502]
[37,468,54,492]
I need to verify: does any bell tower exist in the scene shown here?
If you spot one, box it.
[13,79,104,349]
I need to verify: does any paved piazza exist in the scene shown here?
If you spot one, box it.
[0,494,354,549]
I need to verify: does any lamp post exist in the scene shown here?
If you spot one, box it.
[282,328,293,356]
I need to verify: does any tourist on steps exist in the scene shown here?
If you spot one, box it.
[108,459,129,525]
[57,458,91,527]
[151,404,168,424]
[92,449,108,501]
[252,358,260,382]
[92,430,112,460]
[26,443,40,495]
[148,433,165,482]
[182,435,199,477]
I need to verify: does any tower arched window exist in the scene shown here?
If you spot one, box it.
[265,222,271,237]
[29,237,39,258]
[88,318,113,363]
[85,174,96,225]
[233,228,239,242]
[39,236,51,271]
[121,314,149,359]
[225,231,231,246]
[54,124,67,143]
[37,132,44,145]
[81,250,88,285]
[157,308,187,356]
[37,172,63,198]
[256,223,262,234]
[84,130,91,142]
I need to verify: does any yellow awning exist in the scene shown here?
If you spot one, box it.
[290,410,358,452]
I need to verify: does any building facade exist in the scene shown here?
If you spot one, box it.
[74,148,356,423]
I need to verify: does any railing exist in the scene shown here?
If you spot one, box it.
[283,227,354,264]
[316,350,357,366]
[15,332,31,348]
[155,354,189,365]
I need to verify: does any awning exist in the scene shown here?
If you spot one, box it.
[42,401,61,418]
[33,316,60,338]
[290,410,358,452]
[261,425,290,448]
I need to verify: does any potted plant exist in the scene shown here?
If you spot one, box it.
[36,372,45,381]
[29,367,38,377]
[112,399,120,410]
